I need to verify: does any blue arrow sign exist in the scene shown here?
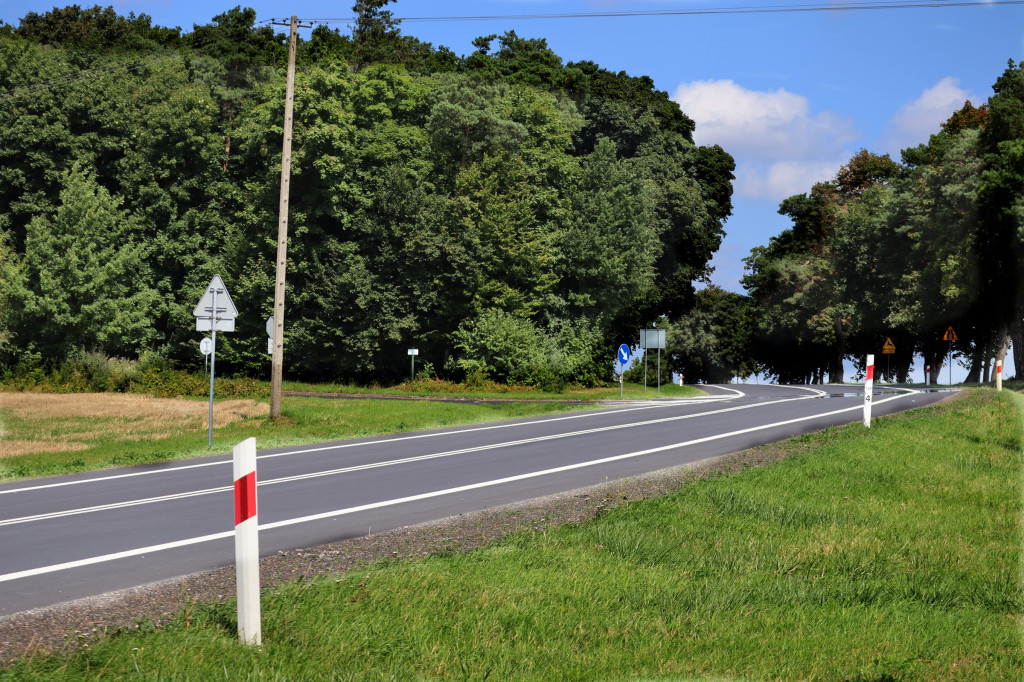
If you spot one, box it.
[618,344,631,366]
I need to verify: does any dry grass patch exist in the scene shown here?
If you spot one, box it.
[0,392,269,458]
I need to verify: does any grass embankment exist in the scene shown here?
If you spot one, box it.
[0,393,593,481]
[283,378,702,402]
[0,381,701,481]
[3,390,1021,680]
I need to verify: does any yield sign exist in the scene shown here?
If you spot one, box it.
[194,275,239,332]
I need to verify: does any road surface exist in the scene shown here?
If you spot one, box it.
[0,384,951,615]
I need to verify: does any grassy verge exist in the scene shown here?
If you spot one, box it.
[0,381,703,480]
[0,394,593,481]
[282,378,704,401]
[3,389,1020,680]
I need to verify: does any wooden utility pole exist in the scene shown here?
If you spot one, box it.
[270,15,298,419]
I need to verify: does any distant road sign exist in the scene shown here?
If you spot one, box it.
[618,344,631,365]
[640,329,666,349]
[882,338,895,354]
[943,326,959,342]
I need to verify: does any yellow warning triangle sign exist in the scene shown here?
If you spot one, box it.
[943,326,958,342]
[882,337,895,353]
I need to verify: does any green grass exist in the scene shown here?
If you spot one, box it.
[282,378,705,401]
[0,395,594,481]
[3,389,1020,680]
[0,381,703,481]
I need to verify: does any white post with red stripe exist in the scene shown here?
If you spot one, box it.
[863,354,874,428]
[233,437,261,645]
[996,360,1003,392]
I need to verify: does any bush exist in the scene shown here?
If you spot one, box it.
[452,311,614,388]
[0,351,267,399]
[454,310,563,386]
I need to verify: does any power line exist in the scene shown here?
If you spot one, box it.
[302,0,1024,23]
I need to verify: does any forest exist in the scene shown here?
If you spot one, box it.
[0,3,1020,387]
[730,72,1023,385]
[0,2,733,387]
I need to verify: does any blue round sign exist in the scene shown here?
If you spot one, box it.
[617,344,631,366]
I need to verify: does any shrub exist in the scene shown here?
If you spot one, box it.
[454,310,564,386]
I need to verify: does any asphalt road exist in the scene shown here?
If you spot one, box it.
[0,383,952,616]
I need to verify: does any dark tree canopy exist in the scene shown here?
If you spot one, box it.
[0,3,734,387]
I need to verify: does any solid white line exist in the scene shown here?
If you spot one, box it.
[0,393,815,526]
[707,385,746,398]
[0,531,234,583]
[0,401,697,497]
[0,389,920,584]
[0,486,231,527]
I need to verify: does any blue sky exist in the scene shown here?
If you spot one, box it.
[4,0,1022,380]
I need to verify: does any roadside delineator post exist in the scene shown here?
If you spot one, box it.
[863,354,874,428]
[996,360,1003,392]
[233,437,261,646]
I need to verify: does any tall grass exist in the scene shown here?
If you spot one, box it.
[3,390,1020,680]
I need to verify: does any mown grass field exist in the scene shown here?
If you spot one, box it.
[1,389,1020,680]
[282,378,702,402]
[0,392,593,481]
[0,381,701,480]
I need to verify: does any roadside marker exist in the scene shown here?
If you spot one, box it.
[996,360,1003,392]
[233,437,261,646]
[863,354,874,428]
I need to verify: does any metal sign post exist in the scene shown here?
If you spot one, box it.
[617,344,631,397]
[208,287,217,448]
[882,337,895,383]
[200,337,212,373]
[640,329,666,394]
[408,348,419,382]
[943,326,958,385]
[193,275,239,449]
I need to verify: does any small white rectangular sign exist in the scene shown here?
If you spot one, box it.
[408,349,419,356]
[640,329,666,349]
[196,318,236,332]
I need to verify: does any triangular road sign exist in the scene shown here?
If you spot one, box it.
[194,275,238,332]
[882,337,895,354]
[942,326,958,342]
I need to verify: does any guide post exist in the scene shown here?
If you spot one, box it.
[233,437,261,646]
[863,354,874,428]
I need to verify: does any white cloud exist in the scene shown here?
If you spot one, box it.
[734,160,840,201]
[881,77,977,153]
[672,79,858,201]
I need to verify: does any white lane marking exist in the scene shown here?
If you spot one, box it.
[0,401,692,497]
[0,389,804,498]
[0,531,234,583]
[0,389,922,583]
[706,385,746,398]
[0,486,230,527]
[0,393,818,526]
